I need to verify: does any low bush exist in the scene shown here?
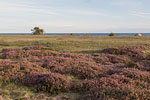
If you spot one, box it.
[74,74,150,100]
[92,54,131,65]
[80,85,150,100]
[113,68,150,82]
[108,32,115,36]
[101,46,146,60]
[2,50,58,59]
[126,62,142,68]
[23,72,70,94]
[0,46,150,99]
[70,62,102,79]
[22,46,46,50]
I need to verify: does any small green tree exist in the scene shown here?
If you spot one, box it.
[70,33,74,35]
[31,27,44,35]
[109,32,115,36]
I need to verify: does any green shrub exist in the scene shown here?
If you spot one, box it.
[109,32,115,36]
[70,33,74,35]
[31,27,44,35]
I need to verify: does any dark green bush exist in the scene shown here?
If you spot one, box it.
[70,33,74,35]
[109,32,115,36]
[31,27,44,35]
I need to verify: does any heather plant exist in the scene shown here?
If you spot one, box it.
[22,46,46,50]
[0,60,49,84]
[1,46,150,99]
[41,56,75,74]
[101,46,146,59]
[138,56,150,67]
[23,72,70,94]
[113,68,150,82]
[2,49,58,59]
[106,55,131,64]
[0,60,12,65]
[41,56,107,79]
[74,74,150,100]
[126,62,142,69]
[92,54,131,65]
[1,48,20,53]
[70,62,102,79]
[73,74,132,92]
[80,85,150,100]
[59,53,80,58]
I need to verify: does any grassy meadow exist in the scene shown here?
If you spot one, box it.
[0,35,150,53]
[1,35,150,100]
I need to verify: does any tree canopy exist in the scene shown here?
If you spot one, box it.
[31,27,44,35]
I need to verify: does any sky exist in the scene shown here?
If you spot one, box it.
[0,0,150,33]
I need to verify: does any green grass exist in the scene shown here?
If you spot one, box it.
[0,81,80,100]
[0,82,35,100]
[0,35,150,53]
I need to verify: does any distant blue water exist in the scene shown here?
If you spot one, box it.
[1,33,150,36]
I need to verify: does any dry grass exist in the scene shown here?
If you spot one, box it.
[0,35,150,53]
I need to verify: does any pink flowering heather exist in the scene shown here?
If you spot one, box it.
[0,46,150,99]
[92,54,131,65]
[22,46,46,50]
[23,72,70,94]
[1,50,58,59]
[101,46,146,59]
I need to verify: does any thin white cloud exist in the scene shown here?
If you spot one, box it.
[0,0,107,17]
[111,0,141,7]
[131,11,150,19]
[0,2,59,16]
[62,9,107,16]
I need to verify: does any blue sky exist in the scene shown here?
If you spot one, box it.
[0,0,150,33]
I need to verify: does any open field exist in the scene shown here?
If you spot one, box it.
[1,35,150,100]
[0,35,150,53]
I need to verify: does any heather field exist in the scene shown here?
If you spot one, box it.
[1,35,150,100]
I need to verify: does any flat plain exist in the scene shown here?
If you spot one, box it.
[0,35,150,53]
